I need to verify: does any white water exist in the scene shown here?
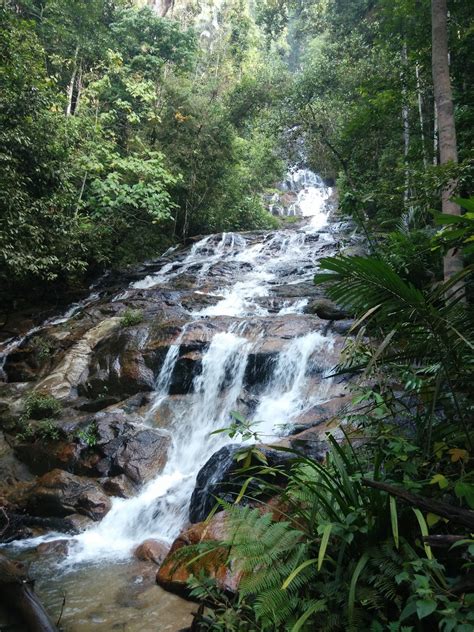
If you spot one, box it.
[66,331,252,561]
[7,167,339,564]
[254,331,335,437]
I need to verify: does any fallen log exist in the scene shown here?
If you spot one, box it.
[362,478,474,530]
[0,553,58,632]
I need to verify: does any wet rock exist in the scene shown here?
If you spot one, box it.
[80,413,171,484]
[101,474,137,498]
[66,513,94,532]
[134,539,169,565]
[35,318,121,400]
[305,298,350,320]
[189,444,292,524]
[331,319,355,335]
[290,393,352,430]
[157,511,242,596]
[79,328,156,400]
[76,396,121,412]
[17,469,111,521]
[36,539,70,557]
[0,432,35,490]
[157,500,289,597]
[14,439,80,476]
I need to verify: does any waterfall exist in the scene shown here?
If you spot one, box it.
[253,331,335,438]
[6,166,340,568]
[65,331,252,562]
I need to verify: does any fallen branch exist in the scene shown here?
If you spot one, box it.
[361,478,474,530]
[0,553,58,632]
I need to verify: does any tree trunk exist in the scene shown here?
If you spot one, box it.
[415,63,427,168]
[401,44,411,211]
[66,45,79,117]
[431,0,463,285]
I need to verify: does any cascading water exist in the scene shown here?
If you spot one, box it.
[66,331,252,562]
[254,331,335,437]
[4,166,341,574]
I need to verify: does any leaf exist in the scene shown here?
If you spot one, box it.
[426,513,441,527]
[234,476,254,504]
[449,448,469,463]
[454,483,474,509]
[282,558,317,590]
[390,496,399,549]
[413,509,432,560]
[318,523,333,570]
[453,197,474,212]
[415,598,437,620]
[349,304,381,332]
[348,552,369,622]
[430,474,449,489]
[291,600,327,632]
[230,410,247,424]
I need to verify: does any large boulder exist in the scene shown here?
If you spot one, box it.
[14,413,171,486]
[77,413,171,484]
[34,318,121,400]
[189,444,292,524]
[156,511,242,596]
[16,469,111,521]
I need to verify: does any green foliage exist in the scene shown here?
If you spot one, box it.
[22,392,62,420]
[0,1,286,297]
[76,422,99,447]
[17,418,61,442]
[120,308,144,327]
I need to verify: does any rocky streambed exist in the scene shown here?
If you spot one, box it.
[0,170,360,630]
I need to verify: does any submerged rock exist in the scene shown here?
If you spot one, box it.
[134,539,169,565]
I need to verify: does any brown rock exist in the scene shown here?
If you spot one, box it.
[134,539,169,565]
[18,469,111,521]
[101,475,137,498]
[156,511,242,596]
[36,539,69,557]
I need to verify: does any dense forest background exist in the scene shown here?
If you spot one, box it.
[2,0,472,302]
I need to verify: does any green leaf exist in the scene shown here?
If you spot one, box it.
[282,558,317,590]
[453,197,474,212]
[318,523,333,570]
[291,600,327,632]
[415,598,437,620]
[413,509,432,560]
[234,476,254,504]
[454,483,474,509]
[348,552,369,622]
[390,496,399,549]
[430,474,449,490]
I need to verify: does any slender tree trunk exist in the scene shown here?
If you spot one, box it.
[401,44,411,211]
[415,63,427,168]
[431,0,463,285]
[433,102,439,164]
[66,45,79,116]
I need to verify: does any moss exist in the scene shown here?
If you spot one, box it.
[120,308,144,327]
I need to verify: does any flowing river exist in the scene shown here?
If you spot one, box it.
[0,168,352,630]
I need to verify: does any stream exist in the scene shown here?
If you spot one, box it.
[0,168,353,630]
